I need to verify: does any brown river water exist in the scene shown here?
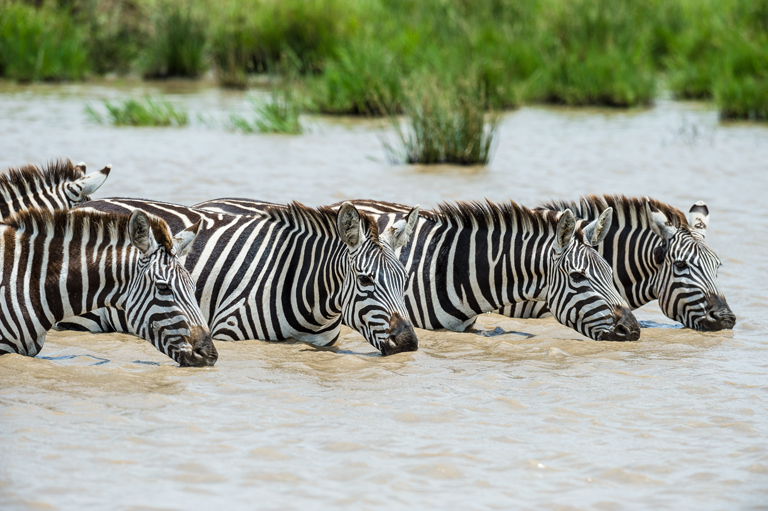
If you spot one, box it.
[0,80,767,510]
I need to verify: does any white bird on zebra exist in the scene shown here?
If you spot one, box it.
[0,207,216,366]
[195,198,641,342]
[58,199,421,355]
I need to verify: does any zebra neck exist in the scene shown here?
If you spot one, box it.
[597,225,662,308]
[41,235,134,326]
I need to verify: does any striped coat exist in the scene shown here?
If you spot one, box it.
[0,208,215,366]
[0,159,110,219]
[60,198,420,354]
[196,198,641,342]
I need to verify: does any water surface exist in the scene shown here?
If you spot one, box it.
[0,81,766,510]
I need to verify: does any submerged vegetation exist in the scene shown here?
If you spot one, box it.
[86,97,189,127]
[2,0,767,152]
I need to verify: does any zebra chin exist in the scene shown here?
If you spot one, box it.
[171,327,218,367]
[596,306,641,342]
[379,312,418,356]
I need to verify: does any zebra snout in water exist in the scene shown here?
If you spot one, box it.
[701,295,736,331]
[179,327,218,367]
[600,306,641,342]
[381,312,418,356]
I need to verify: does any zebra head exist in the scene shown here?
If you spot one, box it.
[126,210,217,367]
[337,202,419,355]
[645,200,735,331]
[61,162,111,206]
[547,208,641,342]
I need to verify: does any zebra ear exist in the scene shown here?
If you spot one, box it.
[554,209,576,255]
[337,202,362,249]
[129,209,159,255]
[382,205,419,250]
[71,164,111,198]
[582,207,613,246]
[173,219,202,257]
[645,198,677,241]
[687,201,709,240]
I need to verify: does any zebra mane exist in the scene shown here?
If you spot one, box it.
[264,201,380,242]
[3,208,174,251]
[539,195,689,231]
[0,158,83,201]
[423,199,568,233]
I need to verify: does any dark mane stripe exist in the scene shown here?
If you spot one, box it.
[0,159,83,199]
[539,195,690,231]
[3,208,174,251]
[264,201,380,242]
[422,199,563,232]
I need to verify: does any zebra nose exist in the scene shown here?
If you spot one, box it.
[180,327,218,367]
[702,295,736,331]
[381,312,418,356]
[601,306,641,342]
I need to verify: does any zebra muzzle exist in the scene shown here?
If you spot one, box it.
[700,295,736,331]
[600,306,641,342]
[381,312,418,356]
[178,326,218,367]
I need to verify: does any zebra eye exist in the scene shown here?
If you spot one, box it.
[357,274,374,287]
[570,271,587,283]
[674,261,688,272]
[156,282,171,294]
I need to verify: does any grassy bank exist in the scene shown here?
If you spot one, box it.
[1,0,766,122]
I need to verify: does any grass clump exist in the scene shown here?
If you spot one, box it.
[0,2,89,81]
[230,88,303,134]
[86,97,189,127]
[141,2,207,78]
[385,79,499,165]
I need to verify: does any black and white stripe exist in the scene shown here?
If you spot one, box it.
[59,198,420,355]
[499,196,735,331]
[195,198,640,342]
[0,159,111,219]
[0,208,215,366]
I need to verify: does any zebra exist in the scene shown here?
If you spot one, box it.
[0,207,216,367]
[58,198,421,355]
[496,196,735,331]
[195,198,641,342]
[0,158,111,219]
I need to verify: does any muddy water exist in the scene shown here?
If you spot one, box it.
[1,81,767,510]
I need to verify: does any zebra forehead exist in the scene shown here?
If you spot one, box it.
[0,158,84,199]
[265,201,381,243]
[3,208,175,251]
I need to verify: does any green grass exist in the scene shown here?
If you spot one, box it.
[385,79,499,165]
[141,2,207,78]
[230,88,303,134]
[0,2,89,81]
[4,0,768,122]
[86,97,189,127]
